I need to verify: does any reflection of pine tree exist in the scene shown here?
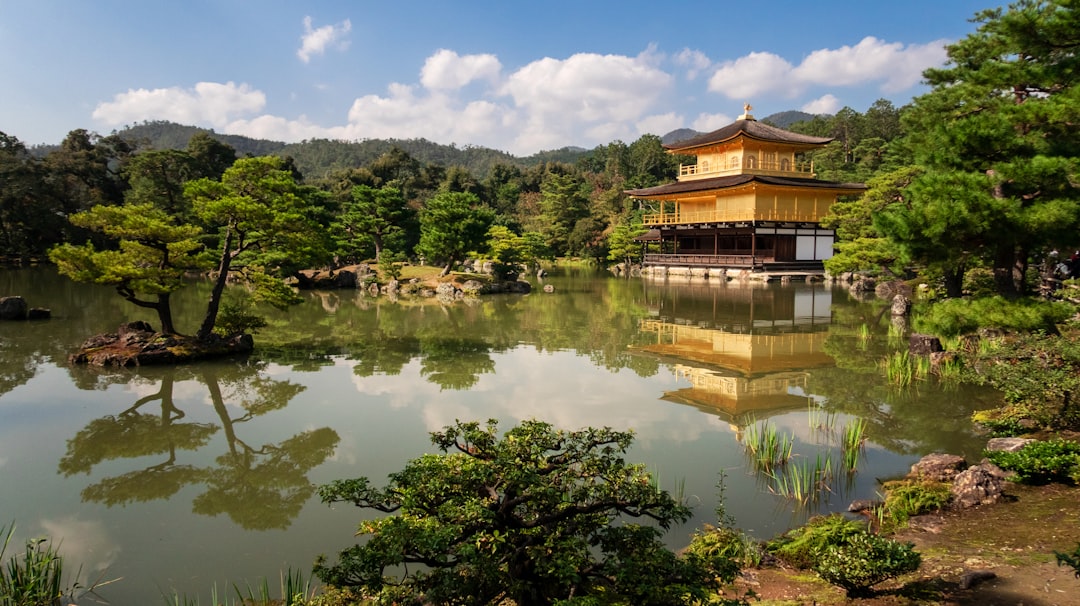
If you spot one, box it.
[58,365,339,530]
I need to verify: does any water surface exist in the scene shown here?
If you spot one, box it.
[0,268,999,603]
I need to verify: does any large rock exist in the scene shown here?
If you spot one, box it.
[909,333,944,355]
[0,296,28,320]
[891,294,912,317]
[70,323,253,366]
[986,437,1036,453]
[910,453,967,482]
[952,462,1007,509]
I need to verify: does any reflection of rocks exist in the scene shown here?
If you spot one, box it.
[70,322,253,366]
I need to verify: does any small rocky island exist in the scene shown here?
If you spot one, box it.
[69,321,254,367]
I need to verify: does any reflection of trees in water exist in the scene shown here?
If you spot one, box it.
[255,272,661,388]
[59,364,339,530]
[809,305,1000,458]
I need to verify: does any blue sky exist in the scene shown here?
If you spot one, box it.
[1,0,994,155]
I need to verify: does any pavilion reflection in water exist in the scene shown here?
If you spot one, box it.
[633,282,834,430]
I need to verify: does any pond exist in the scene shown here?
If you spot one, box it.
[0,267,1000,604]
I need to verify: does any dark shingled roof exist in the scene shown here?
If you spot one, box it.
[625,174,866,197]
[664,119,832,151]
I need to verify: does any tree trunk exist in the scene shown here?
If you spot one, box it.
[156,294,176,335]
[993,243,1019,297]
[197,229,235,342]
[943,266,965,298]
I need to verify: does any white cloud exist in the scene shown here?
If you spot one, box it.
[708,37,949,101]
[92,82,265,127]
[674,48,711,80]
[794,36,947,93]
[692,112,734,132]
[707,52,796,99]
[636,113,684,138]
[297,16,352,64]
[421,49,502,91]
[802,94,840,114]
[499,51,673,152]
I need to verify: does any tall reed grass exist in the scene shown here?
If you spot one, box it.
[163,568,316,606]
[741,418,794,470]
[1,522,73,606]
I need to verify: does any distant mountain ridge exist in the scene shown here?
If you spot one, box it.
[28,110,822,178]
[660,110,822,146]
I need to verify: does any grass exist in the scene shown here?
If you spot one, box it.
[1,522,73,606]
[163,568,318,606]
[840,419,867,472]
[742,418,794,471]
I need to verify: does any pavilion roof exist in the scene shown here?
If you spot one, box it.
[625,174,866,198]
[664,118,832,152]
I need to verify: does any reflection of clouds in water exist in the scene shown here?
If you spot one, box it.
[0,456,6,468]
[412,349,715,444]
[349,360,437,410]
[124,377,209,405]
[38,517,119,576]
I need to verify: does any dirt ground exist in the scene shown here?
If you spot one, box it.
[723,483,1080,605]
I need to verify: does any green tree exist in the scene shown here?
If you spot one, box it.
[0,132,63,259]
[186,132,237,181]
[539,170,590,255]
[885,0,1080,296]
[416,191,495,276]
[335,185,415,263]
[822,166,917,276]
[48,203,209,334]
[315,419,726,606]
[607,216,647,272]
[185,156,334,340]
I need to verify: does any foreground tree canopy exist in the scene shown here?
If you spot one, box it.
[315,419,727,605]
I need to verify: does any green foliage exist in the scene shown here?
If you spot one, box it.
[984,439,1080,485]
[315,419,725,606]
[879,480,952,530]
[48,202,210,334]
[1056,543,1080,578]
[887,0,1080,297]
[186,155,335,339]
[1,523,75,606]
[958,329,1080,430]
[416,191,496,275]
[684,524,760,572]
[766,514,867,570]
[813,532,921,597]
[914,296,1073,337]
[376,250,405,281]
[213,299,268,337]
[334,185,415,264]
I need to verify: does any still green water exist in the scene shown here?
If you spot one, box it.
[0,267,999,604]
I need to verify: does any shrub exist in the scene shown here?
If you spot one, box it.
[315,420,729,606]
[684,524,760,574]
[914,296,1073,337]
[880,480,952,530]
[766,514,867,570]
[985,439,1080,484]
[813,532,921,598]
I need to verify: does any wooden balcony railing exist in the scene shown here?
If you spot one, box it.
[678,162,814,179]
[643,253,773,268]
[641,208,819,225]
